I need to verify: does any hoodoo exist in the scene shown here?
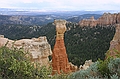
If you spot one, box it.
[52,20,70,75]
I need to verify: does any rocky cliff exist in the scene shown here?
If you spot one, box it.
[0,35,52,67]
[106,24,120,58]
[79,16,98,27]
[79,13,120,27]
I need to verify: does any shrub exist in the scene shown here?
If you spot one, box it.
[52,73,69,79]
[0,46,37,79]
[97,59,110,77]
[87,61,100,77]
[37,66,52,79]
[108,58,120,77]
[69,58,120,79]
[69,67,90,79]
[110,74,119,79]
[87,76,101,79]
[69,61,101,79]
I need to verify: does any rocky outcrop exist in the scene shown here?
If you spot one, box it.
[52,20,71,75]
[69,62,78,72]
[79,12,120,27]
[79,16,98,27]
[97,13,117,25]
[0,35,14,48]
[0,35,52,67]
[106,24,120,58]
[79,60,93,70]
[117,13,120,23]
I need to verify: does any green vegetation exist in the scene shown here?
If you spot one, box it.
[69,57,120,79]
[0,45,119,79]
[69,50,120,79]
[0,46,41,79]
[97,59,110,77]
[0,46,71,79]
[65,24,115,66]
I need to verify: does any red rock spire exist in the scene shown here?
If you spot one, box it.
[52,20,70,75]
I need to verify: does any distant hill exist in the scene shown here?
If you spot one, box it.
[67,14,102,23]
[0,8,105,25]
[0,14,102,26]
[0,15,55,25]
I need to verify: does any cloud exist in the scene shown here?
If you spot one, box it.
[0,0,120,11]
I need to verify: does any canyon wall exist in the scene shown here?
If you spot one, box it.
[106,24,120,58]
[79,16,98,27]
[79,13,120,27]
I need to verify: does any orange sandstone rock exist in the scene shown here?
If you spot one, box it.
[52,20,70,75]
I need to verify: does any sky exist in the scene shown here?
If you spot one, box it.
[0,0,120,11]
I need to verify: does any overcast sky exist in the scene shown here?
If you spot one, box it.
[0,0,120,11]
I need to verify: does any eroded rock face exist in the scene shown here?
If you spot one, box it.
[117,13,120,23]
[0,36,52,67]
[79,16,98,27]
[79,13,120,27]
[106,24,120,58]
[52,20,70,74]
[97,13,117,25]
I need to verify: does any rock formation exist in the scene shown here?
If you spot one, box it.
[97,13,117,26]
[52,20,71,75]
[79,60,93,70]
[69,62,78,72]
[106,24,120,58]
[117,13,120,23]
[79,12,120,27]
[0,35,52,67]
[79,16,98,27]
[0,35,13,47]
